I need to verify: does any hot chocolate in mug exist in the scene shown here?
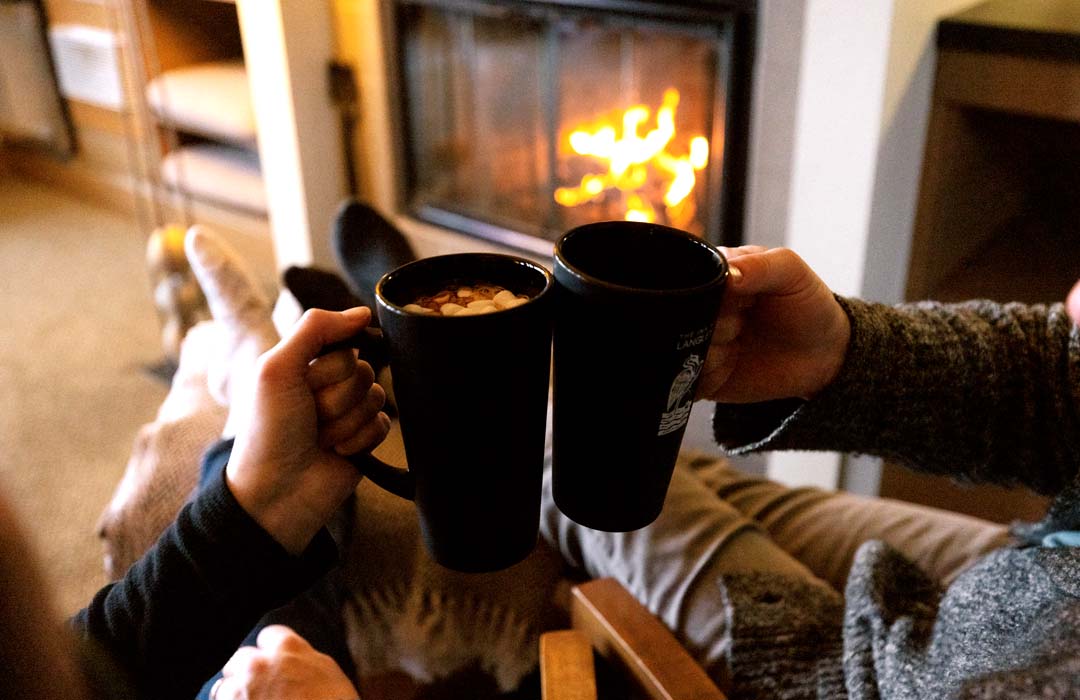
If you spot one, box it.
[344,253,554,573]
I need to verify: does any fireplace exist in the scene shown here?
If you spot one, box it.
[246,0,966,491]
[388,0,755,255]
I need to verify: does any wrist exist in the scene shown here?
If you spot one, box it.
[245,501,321,556]
[803,298,852,400]
[224,465,320,556]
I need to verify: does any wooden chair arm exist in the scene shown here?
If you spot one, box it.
[541,578,729,700]
[539,629,598,700]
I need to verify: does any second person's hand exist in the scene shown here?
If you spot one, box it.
[697,246,851,404]
[211,625,360,700]
[226,307,391,555]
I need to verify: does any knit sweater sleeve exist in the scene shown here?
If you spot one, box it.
[713,297,1080,496]
[69,466,338,700]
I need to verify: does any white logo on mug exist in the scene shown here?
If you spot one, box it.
[658,354,703,436]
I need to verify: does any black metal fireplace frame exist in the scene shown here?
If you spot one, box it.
[386,0,757,253]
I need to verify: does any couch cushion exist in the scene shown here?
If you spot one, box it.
[146,61,256,145]
[161,143,267,216]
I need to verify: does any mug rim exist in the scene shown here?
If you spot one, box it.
[374,252,554,318]
[554,221,728,297]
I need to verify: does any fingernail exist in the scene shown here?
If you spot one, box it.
[342,306,369,320]
[727,264,743,283]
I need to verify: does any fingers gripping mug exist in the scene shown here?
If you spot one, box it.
[550,222,728,532]
[346,253,554,573]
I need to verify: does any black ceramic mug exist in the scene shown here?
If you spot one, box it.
[345,253,554,573]
[550,221,728,532]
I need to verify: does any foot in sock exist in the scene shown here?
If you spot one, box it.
[282,264,391,387]
[283,265,365,313]
[184,225,279,412]
[331,199,417,311]
[282,266,398,416]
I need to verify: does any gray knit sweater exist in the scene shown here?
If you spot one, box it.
[712,297,1080,699]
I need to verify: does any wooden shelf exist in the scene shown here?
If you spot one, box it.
[136,0,267,220]
[145,61,257,146]
[938,0,1080,63]
[906,40,1080,301]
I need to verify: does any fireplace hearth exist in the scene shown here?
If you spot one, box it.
[390,0,756,254]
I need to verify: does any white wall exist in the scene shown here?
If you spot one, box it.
[746,0,894,489]
[238,0,347,271]
[843,0,980,495]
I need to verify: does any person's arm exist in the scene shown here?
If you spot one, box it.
[701,247,1080,496]
[71,469,337,700]
[71,307,390,700]
[0,489,94,700]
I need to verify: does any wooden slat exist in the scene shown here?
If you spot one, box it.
[935,49,1080,124]
[42,0,111,28]
[8,146,142,217]
[570,579,728,700]
[65,101,130,137]
[74,125,144,173]
[540,630,599,700]
[145,0,244,73]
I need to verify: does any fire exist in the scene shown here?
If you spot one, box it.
[554,88,709,228]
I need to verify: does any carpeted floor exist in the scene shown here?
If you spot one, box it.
[0,174,169,615]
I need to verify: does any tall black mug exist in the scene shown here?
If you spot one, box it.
[551,222,728,532]
[352,253,553,573]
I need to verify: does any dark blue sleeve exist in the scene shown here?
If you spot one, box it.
[70,465,338,700]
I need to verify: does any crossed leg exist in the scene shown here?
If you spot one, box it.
[539,449,1012,687]
[684,454,1012,589]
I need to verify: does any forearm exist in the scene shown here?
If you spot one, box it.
[715,297,1080,495]
[70,468,337,700]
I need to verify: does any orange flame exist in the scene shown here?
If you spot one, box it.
[554,88,709,226]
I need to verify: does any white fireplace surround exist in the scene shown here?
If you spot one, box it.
[237,0,979,494]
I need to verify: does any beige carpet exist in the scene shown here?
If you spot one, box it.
[0,174,168,615]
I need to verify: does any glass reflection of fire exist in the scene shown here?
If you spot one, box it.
[554,88,710,232]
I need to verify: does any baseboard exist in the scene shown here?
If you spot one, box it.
[8,146,280,293]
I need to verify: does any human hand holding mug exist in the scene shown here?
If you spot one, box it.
[696,246,851,404]
[227,307,390,555]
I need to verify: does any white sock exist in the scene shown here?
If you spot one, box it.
[183,225,279,410]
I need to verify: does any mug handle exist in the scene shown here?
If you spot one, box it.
[348,453,414,500]
[321,328,415,501]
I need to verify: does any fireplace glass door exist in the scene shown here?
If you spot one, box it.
[395,0,745,252]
